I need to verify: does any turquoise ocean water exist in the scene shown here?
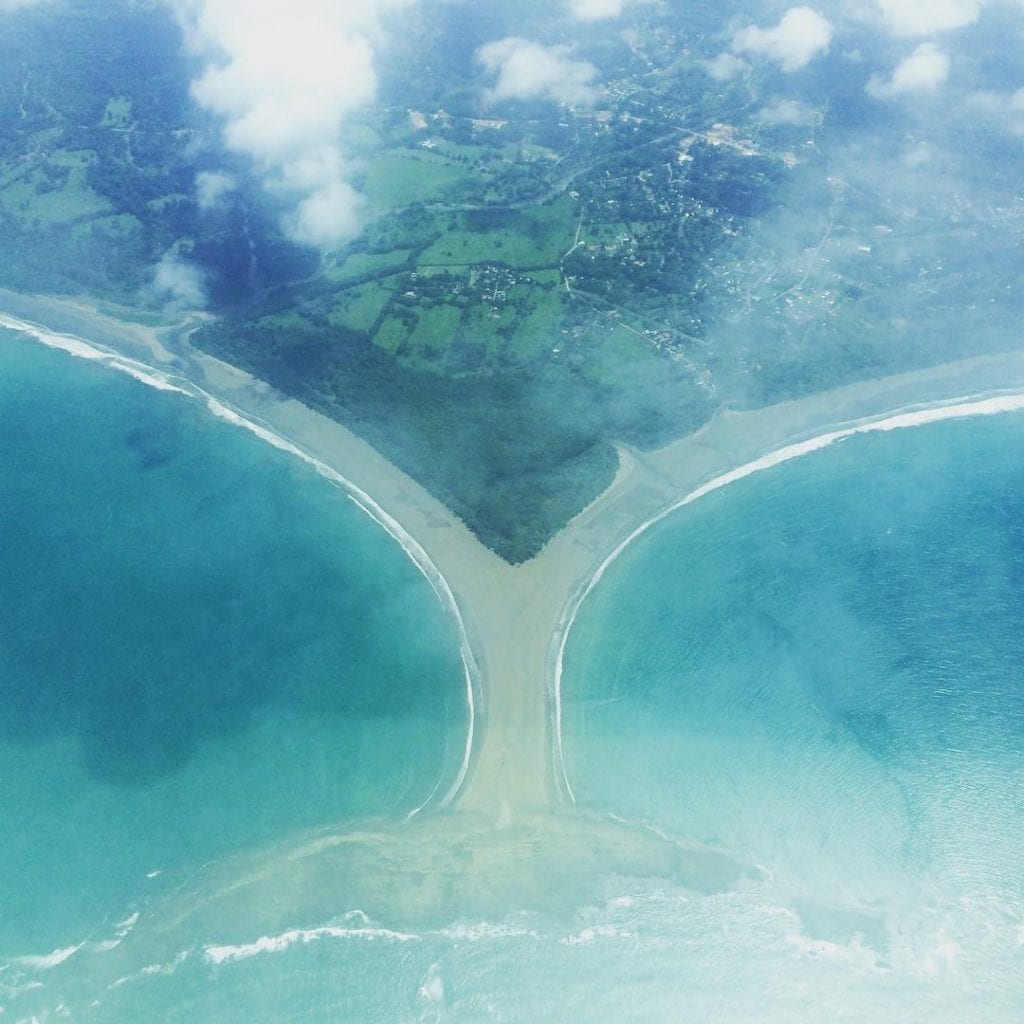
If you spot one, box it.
[3,329,1023,1021]
[563,407,1024,1019]
[0,334,467,1016]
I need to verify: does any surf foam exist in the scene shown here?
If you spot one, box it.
[204,923,420,966]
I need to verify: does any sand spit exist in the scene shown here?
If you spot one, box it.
[550,388,1024,801]
[0,305,482,814]
[6,290,1024,834]
[143,807,749,952]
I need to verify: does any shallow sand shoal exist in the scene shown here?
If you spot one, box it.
[5,289,1024,822]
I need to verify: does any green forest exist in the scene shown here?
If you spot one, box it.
[4,0,1022,560]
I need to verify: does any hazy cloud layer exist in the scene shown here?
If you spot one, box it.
[195,170,237,210]
[170,0,412,250]
[0,0,51,9]
[964,86,1024,135]
[705,52,748,81]
[477,38,600,107]
[731,7,833,72]
[868,42,950,96]
[567,0,628,20]
[153,252,206,309]
[874,0,982,36]
[757,98,820,125]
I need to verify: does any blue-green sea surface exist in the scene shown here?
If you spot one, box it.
[6,329,1024,1023]
[0,334,466,980]
[562,407,1024,1017]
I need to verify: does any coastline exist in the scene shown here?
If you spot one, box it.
[0,307,481,817]
[548,387,1024,803]
[5,288,1024,821]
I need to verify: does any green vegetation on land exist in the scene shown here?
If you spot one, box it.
[5,0,1023,560]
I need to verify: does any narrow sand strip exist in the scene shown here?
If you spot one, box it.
[0,311,479,816]
[5,291,1024,821]
[550,388,1024,803]
[0,312,190,394]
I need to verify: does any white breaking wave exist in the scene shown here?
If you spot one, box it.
[560,924,636,946]
[787,932,883,971]
[0,980,43,999]
[13,943,85,971]
[552,389,1024,803]
[109,950,192,990]
[0,313,189,395]
[433,921,542,942]
[204,923,421,966]
[0,310,479,816]
[114,911,140,939]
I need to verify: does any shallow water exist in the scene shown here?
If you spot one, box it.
[4,331,1024,1021]
[563,408,1024,1017]
[0,333,466,966]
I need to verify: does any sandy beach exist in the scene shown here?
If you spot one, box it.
[5,287,1024,828]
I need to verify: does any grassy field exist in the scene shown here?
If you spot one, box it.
[329,280,396,332]
[418,199,575,268]
[0,0,721,563]
[405,304,462,364]
[361,150,471,209]
[418,228,523,267]
[325,250,412,284]
[373,316,410,354]
[512,289,568,359]
[0,150,112,228]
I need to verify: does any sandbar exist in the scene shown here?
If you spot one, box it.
[5,287,1024,829]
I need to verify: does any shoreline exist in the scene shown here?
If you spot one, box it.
[548,386,1024,804]
[6,289,1024,819]
[0,310,480,817]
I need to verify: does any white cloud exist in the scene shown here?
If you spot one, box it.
[902,141,935,167]
[288,179,364,249]
[153,253,206,309]
[874,0,982,36]
[195,170,237,210]
[757,98,820,125]
[962,86,1024,136]
[731,7,834,72]
[477,38,600,107]
[567,0,627,20]
[705,53,748,81]
[0,0,51,9]
[170,0,414,251]
[868,43,950,96]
